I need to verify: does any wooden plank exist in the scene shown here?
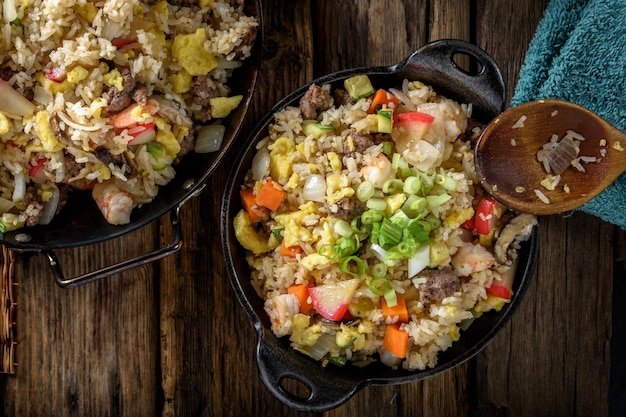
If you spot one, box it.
[158,1,319,416]
[472,2,613,415]
[3,227,160,416]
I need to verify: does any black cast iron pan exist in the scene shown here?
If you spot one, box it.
[0,1,262,288]
[221,39,539,412]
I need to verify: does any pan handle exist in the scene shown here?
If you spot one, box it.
[256,334,360,412]
[44,206,183,288]
[393,39,506,121]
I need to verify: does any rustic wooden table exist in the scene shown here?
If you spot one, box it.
[2,0,625,416]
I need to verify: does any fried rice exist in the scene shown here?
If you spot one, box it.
[233,76,537,371]
[0,0,257,230]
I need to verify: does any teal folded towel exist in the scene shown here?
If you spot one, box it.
[511,0,626,229]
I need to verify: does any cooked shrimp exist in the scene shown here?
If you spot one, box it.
[92,179,133,225]
[451,242,495,277]
[265,293,300,337]
[360,154,393,188]
[109,99,160,129]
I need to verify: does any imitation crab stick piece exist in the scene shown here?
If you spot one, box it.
[367,88,400,114]
[279,240,304,258]
[110,99,160,129]
[383,323,409,359]
[255,179,285,211]
[288,282,314,314]
[382,296,409,323]
[239,188,265,221]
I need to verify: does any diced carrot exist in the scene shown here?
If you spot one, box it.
[381,296,409,323]
[367,89,400,114]
[279,239,304,258]
[239,188,265,221]
[383,323,409,359]
[288,282,314,314]
[255,179,285,211]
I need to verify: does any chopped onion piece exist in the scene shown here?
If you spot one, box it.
[303,174,326,202]
[380,349,403,367]
[408,244,430,278]
[0,197,13,214]
[12,172,25,202]
[3,0,17,23]
[0,79,36,117]
[195,124,225,153]
[251,147,270,181]
[302,333,336,361]
[216,56,243,70]
[38,185,60,225]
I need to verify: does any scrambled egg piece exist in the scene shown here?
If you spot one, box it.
[274,201,317,247]
[474,294,508,314]
[172,29,217,76]
[300,253,331,271]
[210,95,243,118]
[103,68,124,91]
[199,0,215,7]
[325,173,354,204]
[268,136,295,183]
[233,210,272,254]
[327,151,342,171]
[156,129,181,157]
[31,111,64,152]
[444,206,474,229]
[151,1,169,17]
[336,324,366,350]
[0,112,9,135]
[36,66,89,94]
[290,314,322,346]
[168,70,192,94]
[76,2,97,23]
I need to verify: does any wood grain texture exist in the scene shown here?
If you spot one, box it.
[1,0,622,416]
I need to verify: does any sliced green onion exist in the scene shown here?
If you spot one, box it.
[403,176,421,195]
[356,181,375,201]
[366,197,387,211]
[435,173,458,191]
[382,141,393,156]
[327,355,347,367]
[382,179,403,194]
[396,239,417,257]
[271,227,284,241]
[378,218,403,248]
[402,195,427,218]
[339,255,366,277]
[419,173,435,194]
[383,287,397,307]
[389,209,410,227]
[370,262,387,279]
[319,244,336,259]
[424,214,441,230]
[405,220,430,243]
[334,219,353,237]
[361,209,383,224]
[426,193,452,209]
[337,236,359,257]
[370,221,381,243]
[351,215,369,235]
[369,276,390,296]
[391,153,401,171]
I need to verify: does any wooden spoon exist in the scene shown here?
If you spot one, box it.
[474,99,626,215]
